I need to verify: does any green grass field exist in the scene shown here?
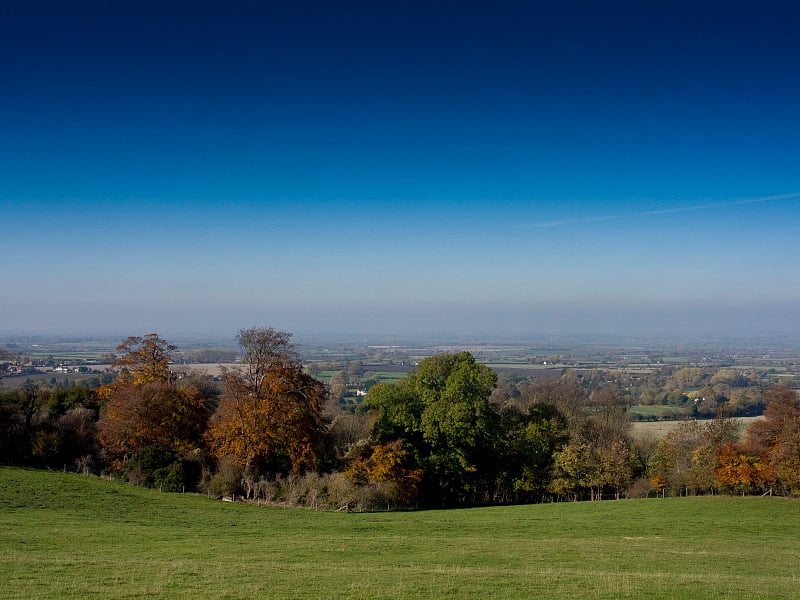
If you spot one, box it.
[370,371,408,382]
[0,372,105,391]
[1,467,798,599]
[627,405,681,416]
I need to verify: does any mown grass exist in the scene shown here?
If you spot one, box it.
[627,405,680,416]
[370,371,408,382]
[1,467,798,599]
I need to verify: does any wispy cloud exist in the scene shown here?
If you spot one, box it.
[527,193,800,229]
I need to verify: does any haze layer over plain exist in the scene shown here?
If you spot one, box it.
[1,2,798,337]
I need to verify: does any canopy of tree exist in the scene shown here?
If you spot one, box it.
[364,352,569,505]
[205,327,328,475]
[112,334,176,385]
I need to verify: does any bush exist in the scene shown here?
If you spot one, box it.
[352,481,397,511]
[324,472,357,510]
[202,455,243,497]
[124,446,200,492]
[625,477,654,499]
[239,472,379,511]
[156,462,189,492]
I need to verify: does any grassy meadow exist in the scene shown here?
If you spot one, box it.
[1,467,798,599]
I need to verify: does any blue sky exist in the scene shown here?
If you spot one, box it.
[1,1,799,339]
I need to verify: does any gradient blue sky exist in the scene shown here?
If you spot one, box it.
[2,1,799,339]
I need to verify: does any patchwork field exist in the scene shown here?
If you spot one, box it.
[1,467,798,599]
[630,416,763,440]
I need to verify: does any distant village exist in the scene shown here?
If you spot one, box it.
[1,357,111,377]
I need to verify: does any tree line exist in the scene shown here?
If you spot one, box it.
[1,328,799,508]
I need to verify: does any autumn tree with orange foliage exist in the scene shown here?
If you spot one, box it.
[714,444,760,495]
[206,327,328,476]
[744,385,800,495]
[97,334,211,483]
[98,381,209,459]
[745,385,800,453]
[345,440,423,505]
[113,334,177,385]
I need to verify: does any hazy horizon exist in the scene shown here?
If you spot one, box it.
[2,2,799,340]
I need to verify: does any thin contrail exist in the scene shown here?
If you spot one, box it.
[528,192,800,228]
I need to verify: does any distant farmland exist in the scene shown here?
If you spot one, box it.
[171,362,239,378]
[630,416,764,440]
